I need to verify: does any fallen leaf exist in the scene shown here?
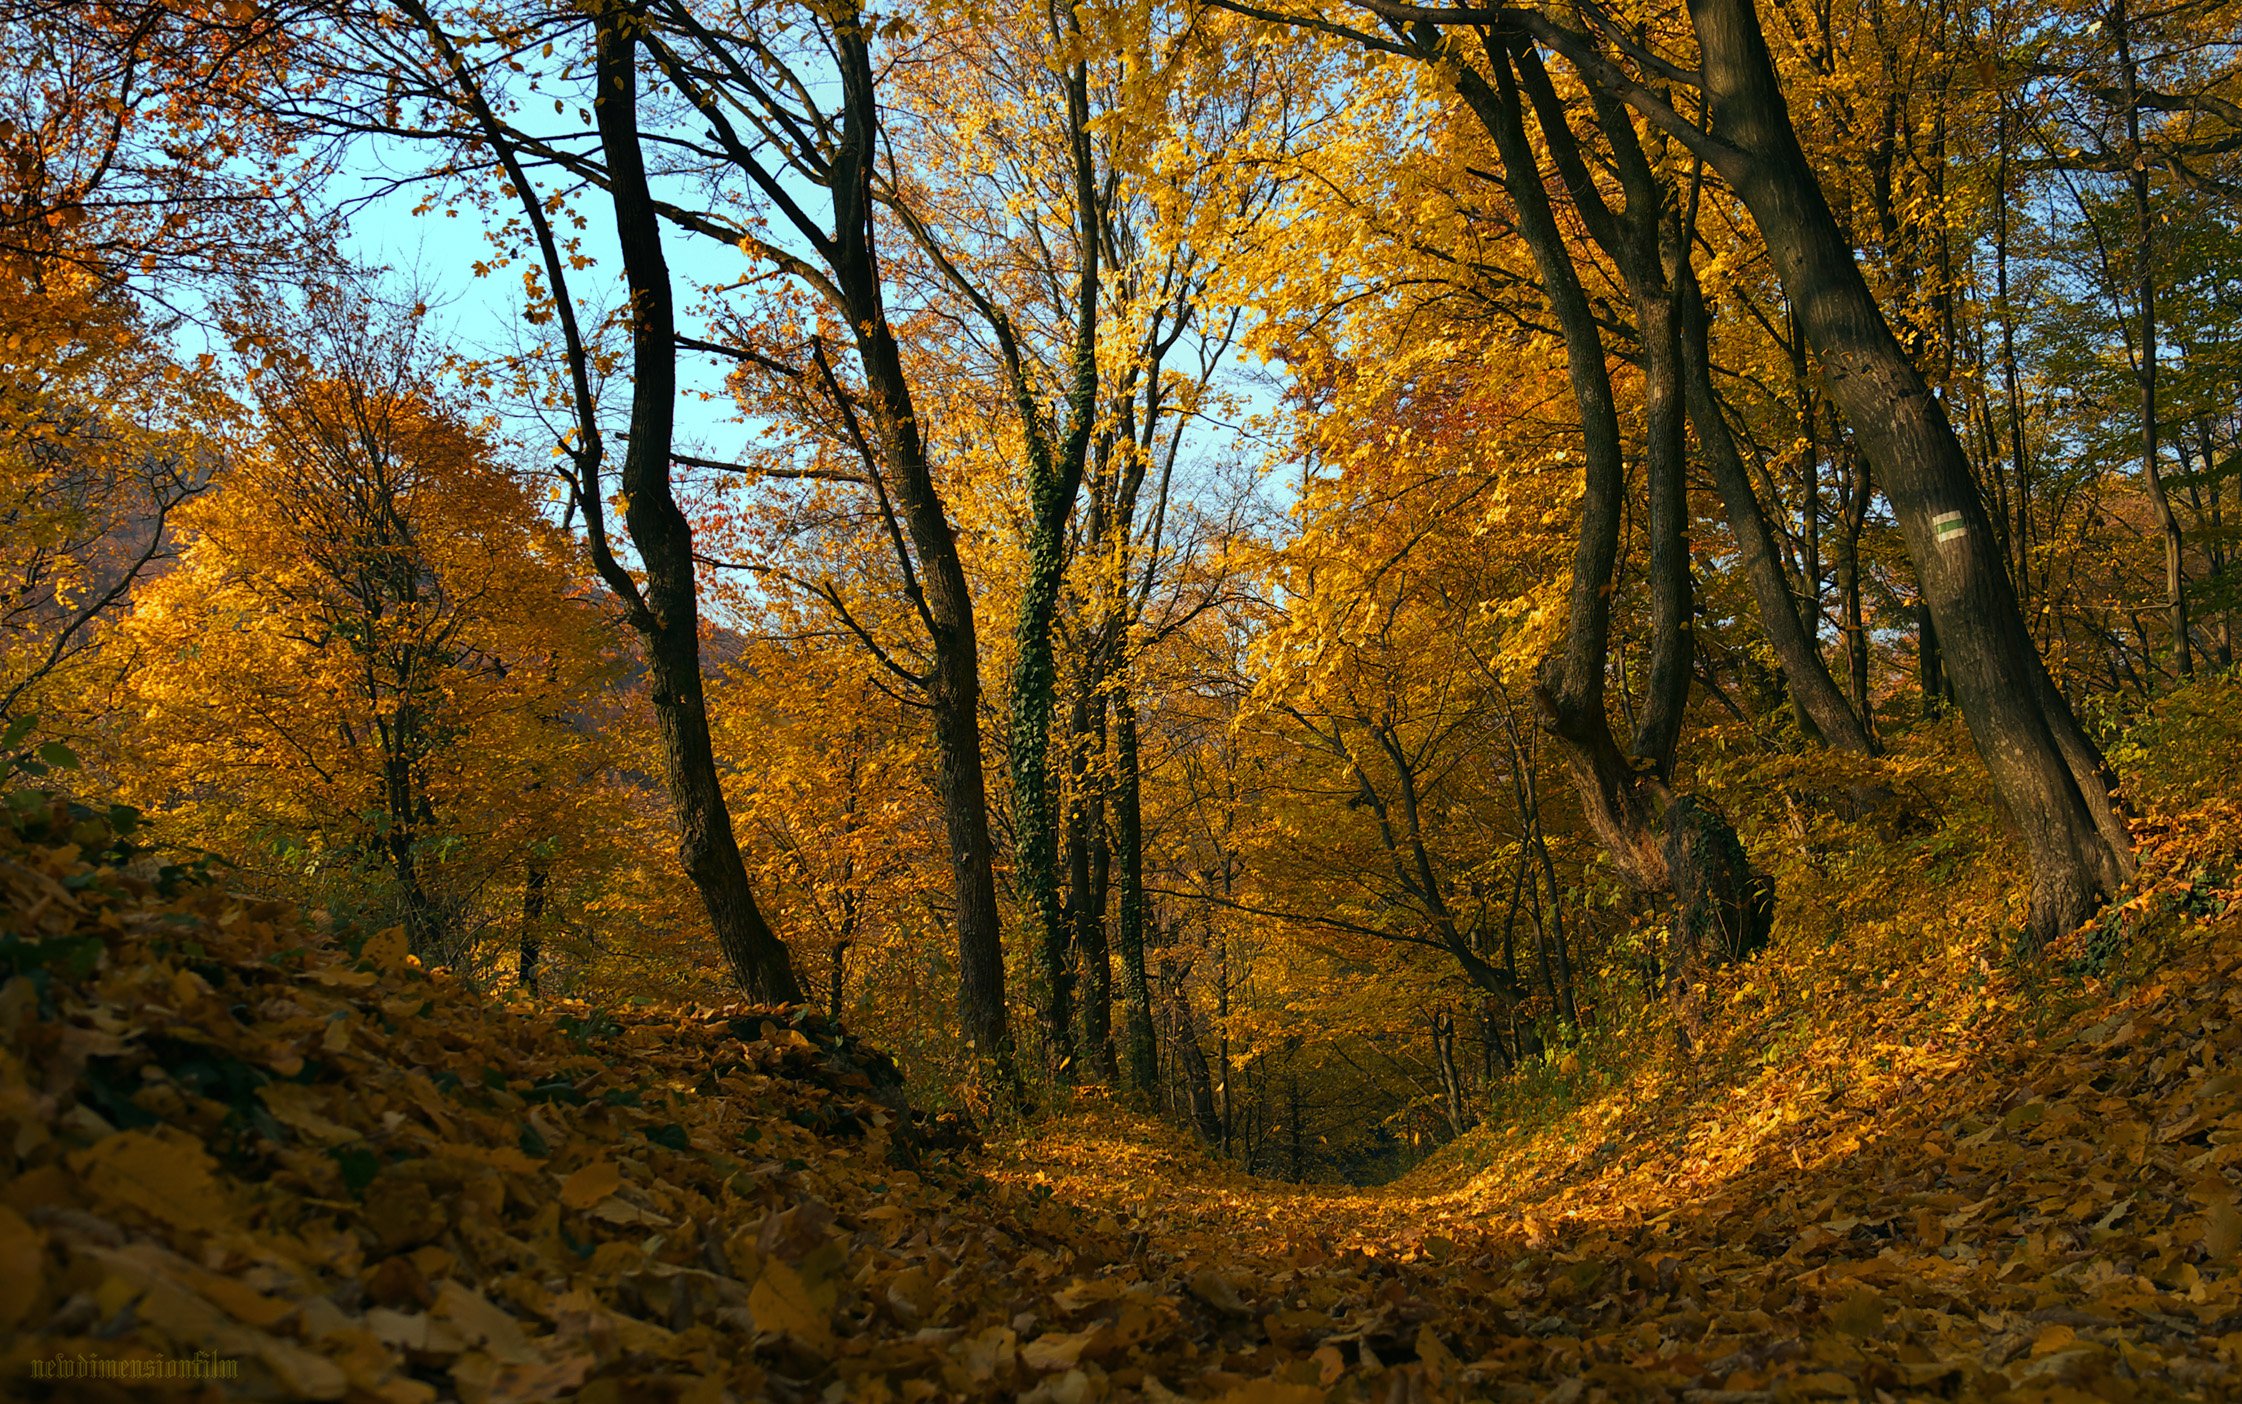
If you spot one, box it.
[558,1160,621,1211]
[2204,1202,2242,1261]
[69,1130,230,1233]
[0,1205,42,1330]
[748,1259,833,1353]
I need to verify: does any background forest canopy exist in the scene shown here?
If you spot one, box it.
[6,0,2242,1184]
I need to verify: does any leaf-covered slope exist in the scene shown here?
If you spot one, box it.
[7,783,2242,1403]
[990,907,2242,1401]
[0,795,1222,1402]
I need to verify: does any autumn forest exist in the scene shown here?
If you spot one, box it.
[6,0,2242,1397]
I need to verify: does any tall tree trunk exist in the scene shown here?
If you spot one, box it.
[1002,52,1101,1079]
[380,738,441,958]
[1678,261,1875,751]
[1792,312,1824,651]
[1992,91,2036,613]
[1287,1066,1303,1181]
[1082,820,1114,1073]
[2187,422,2235,666]
[2113,0,2189,678]
[824,17,1009,1064]
[1164,962,1223,1145]
[1680,0,2135,942]
[1919,597,1948,714]
[1432,1011,1467,1135]
[1215,934,1233,1154]
[1836,444,1874,733]
[519,856,546,995]
[593,12,802,1004]
[1014,492,1081,1073]
[1065,674,1118,1081]
[1113,679,1159,1100]
[1628,242,1694,780]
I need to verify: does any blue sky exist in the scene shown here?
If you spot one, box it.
[338,167,756,464]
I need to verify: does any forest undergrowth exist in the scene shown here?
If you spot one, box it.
[4,757,2242,1404]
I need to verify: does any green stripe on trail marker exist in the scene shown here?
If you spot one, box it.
[1933,511,1966,544]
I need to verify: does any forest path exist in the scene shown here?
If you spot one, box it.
[9,788,2240,1404]
[980,916,2242,1400]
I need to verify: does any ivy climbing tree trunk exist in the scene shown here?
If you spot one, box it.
[1000,46,1101,1080]
[1065,668,1118,1082]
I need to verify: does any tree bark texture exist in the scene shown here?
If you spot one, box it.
[1682,0,2135,942]
[1113,681,1160,1100]
[825,15,1010,1062]
[594,12,803,1004]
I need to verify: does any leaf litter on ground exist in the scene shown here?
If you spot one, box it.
[4,790,2242,1401]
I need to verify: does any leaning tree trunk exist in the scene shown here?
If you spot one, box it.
[823,20,1010,1061]
[594,13,802,1004]
[1677,260,1877,752]
[1450,53,1669,895]
[1682,0,2133,943]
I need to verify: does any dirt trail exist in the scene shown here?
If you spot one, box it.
[983,917,2242,1402]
